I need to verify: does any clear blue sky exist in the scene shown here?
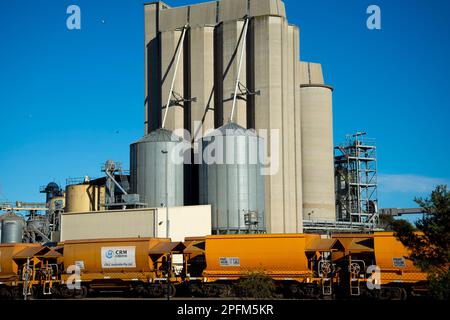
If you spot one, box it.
[0,0,449,210]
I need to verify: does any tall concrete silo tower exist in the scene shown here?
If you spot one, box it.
[300,62,336,221]
[143,0,336,232]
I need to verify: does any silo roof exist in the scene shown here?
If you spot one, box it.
[1,212,24,221]
[133,128,183,144]
[205,122,258,137]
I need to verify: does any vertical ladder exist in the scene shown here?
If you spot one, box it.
[350,279,360,296]
[22,259,34,299]
[42,266,53,295]
[322,278,332,295]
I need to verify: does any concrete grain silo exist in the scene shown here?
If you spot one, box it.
[252,12,303,233]
[143,0,336,232]
[161,33,184,131]
[300,62,336,221]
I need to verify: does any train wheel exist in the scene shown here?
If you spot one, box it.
[167,284,176,298]
[60,285,88,299]
[134,285,148,298]
[304,285,321,299]
[0,287,12,300]
[218,285,232,298]
[27,286,39,300]
[289,285,306,299]
[59,286,71,299]
[74,285,88,299]
[188,283,203,297]
[400,288,408,300]
[203,284,220,297]
[377,287,403,300]
[147,284,163,297]
[50,286,61,299]
[389,287,405,300]
[11,287,22,300]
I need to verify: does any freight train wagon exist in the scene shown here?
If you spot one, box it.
[0,233,429,300]
[0,237,185,299]
[331,232,428,299]
[183,233,345,298]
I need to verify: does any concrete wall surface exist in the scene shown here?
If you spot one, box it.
[60,205,212,241]
[300,61,324,85]
[156,205,212,241]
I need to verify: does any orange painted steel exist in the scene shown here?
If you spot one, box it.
[202,234,314,282]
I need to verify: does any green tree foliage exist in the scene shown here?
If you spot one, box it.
[379,213,416,232]
[235,271,276,299]
[390,185,450,300]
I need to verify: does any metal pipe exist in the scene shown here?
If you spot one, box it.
[230,17,249,123]
[104,171,128,195]
[161,149,170,300]
[162,24,188,129]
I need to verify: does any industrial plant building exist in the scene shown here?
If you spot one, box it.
[143,0,336,234]
[0,0,382,246]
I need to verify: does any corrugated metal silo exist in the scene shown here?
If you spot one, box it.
[130,128,185,207]
[1,212,24,243]
[199,122,265,234]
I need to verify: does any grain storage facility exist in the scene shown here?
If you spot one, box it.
[1,0,342,242]
[143,0,337,233]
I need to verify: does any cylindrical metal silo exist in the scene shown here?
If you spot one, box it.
[300,84,336,221]
[130,128,185,207]
[65,184,105,213]
[199,122,265,234]
[1,212,24,243]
